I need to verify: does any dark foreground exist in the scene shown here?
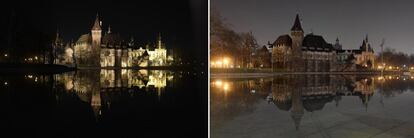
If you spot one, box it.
[0,63,76,74]
[0,69,207,137]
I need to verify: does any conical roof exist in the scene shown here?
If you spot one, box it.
[92,14,101,30]
[291,14,303,31]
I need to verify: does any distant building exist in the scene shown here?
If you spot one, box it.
[354,36,375,68]
[53,14,172,67]
[270,14,335,72]
[270,14,375,71]
[335,36,375,69]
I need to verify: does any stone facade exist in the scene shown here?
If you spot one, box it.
[270,14,335,72]
[53,14,171,68]
[270,14,375,72]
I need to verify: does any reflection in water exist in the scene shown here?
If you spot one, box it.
[1,69,205,136]
[211,75,412,132]
[53,69,174,119]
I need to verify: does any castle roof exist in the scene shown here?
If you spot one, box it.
[302,34,333,52]
[77,34,91,43]
[273,34,292,47]
[359,38,374,53]
[102,33,123,46]
[291,14,303,31]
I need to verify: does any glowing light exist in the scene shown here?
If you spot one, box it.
[411,67,414,70]
[28,75,33,79]
[4,82,7,85]
[35,77,38,82]
[4,54,7,57]
[216,61,222,68]
[388,66,393,70]
[121,61,127,67]
[34,56,38,60]
[215,80,222,86]
[223,83,229,91]
[223,58,229,64]
[65,80,74,90]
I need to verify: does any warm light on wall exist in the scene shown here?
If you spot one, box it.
[215,80,222,86]
[211,57,233,68]
[223,83,229,91]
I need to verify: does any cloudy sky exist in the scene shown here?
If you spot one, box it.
[213,0,414,54]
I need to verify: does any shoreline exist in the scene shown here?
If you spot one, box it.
[0,63,201,75]
[211,71,404,78]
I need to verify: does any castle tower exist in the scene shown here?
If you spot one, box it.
[290,14,304,71]
[91,13,102,66]
[157,33,162,49]
[107,25,111,34]
[334,37,342,50]
[336,37,339,45]
[291,14,304,50]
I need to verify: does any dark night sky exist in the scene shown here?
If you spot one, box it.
[0,0,207,61]
[213,0,414,54]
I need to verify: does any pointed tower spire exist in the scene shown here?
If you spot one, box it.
[336,37,339,43]
[365,34,368,42]
[55,28,60,43]
[157,32,162,49]
[291,14,303,31]
[107,25,111,34]
[92,13,101,30]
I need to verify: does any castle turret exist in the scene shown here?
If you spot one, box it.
[290,14,304,71]
[92,14,102,46]
[91,13,102,66]
[334,37,342,50]
[107,25,111,34]
[157,33,162,49]
[291,14,304,50]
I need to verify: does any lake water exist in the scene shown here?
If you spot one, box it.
[0,69,207,137]
[211,75,414,138]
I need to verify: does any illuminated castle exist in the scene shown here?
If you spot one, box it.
[53,14,172,67]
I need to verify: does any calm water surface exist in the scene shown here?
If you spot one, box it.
[212,75,414,138]
[0,69,207,137]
